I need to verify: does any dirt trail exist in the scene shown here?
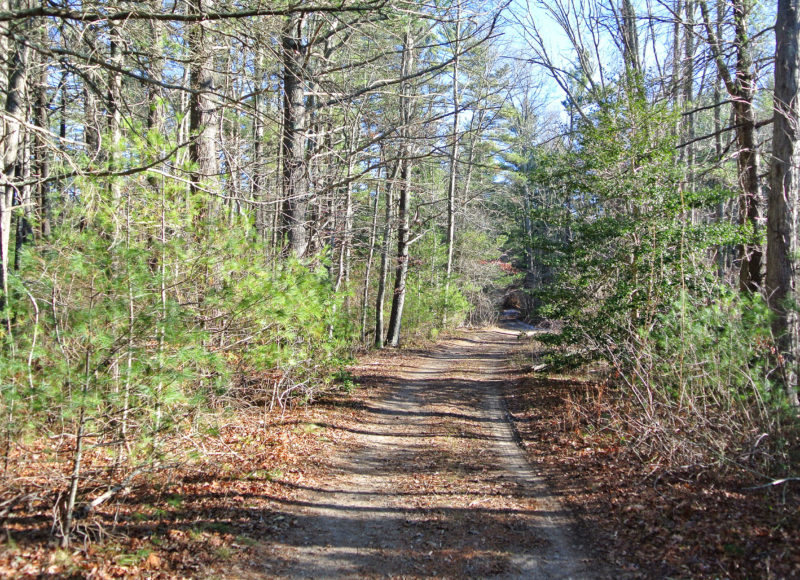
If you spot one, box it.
[252,325,610,578]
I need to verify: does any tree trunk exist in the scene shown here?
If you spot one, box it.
[621,0,641,75]
[0,6,25,325]
[361,173,382,343]
[33,25,50,240]
[386,30,415,347]
[444,10,461,326]
[83,23,101,162]
[188,0,220,205]
[766,0,800,406]
[375,160,399,348]
[146,5,165,187]
[336,124,358,298]
[672,0,683,140]
[700,0,763,292]
[386,156,411,347]
[280,13,310,257]
[13,138,32,272]
[251,47,266,238]
[714,0,725,276]
[108,21,123,200]
[734,99,763,291]
[684,0,695,197]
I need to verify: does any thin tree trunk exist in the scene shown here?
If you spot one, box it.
[672,0,683,142]
[621,0,642,76]
[83,22,101,163]
[252,47,266,238]
[13,136,32,272]
[386,30,415,347]
[361,172,382,343]
[336,128,357,297]
[375,160,399,348]
[33,32,50,240]
[108,20,123,200]
[386,156,411,347]
[444,9,461,326]
[62,279,96,547]
[684,0,696,198]
[714,0,725,276]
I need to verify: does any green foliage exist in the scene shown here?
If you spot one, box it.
[512,94,752,360]
[0,171,354,473]
[603,289,796,468]
[501,82,796,470]
[398,234,474,338]
[646,291,775,406]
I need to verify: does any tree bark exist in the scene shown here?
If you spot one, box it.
[251,46,266,238]
[700,0,763,292]
[82,22,101,162]
[621,0,641,75]
[33,39,50,240]
[386,30,415,347]
[108,20,123,200]
[361,171,382,344]
[280,13,310,257]
[386,154,411,347]
[766,0,800,406]
[188,0,220,205]
[0,2,25,324]
[444,9,461,326]
[684,0,695,196]
[672,0,683,137]
[375,159,399,349]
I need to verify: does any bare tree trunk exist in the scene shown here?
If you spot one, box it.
[386,156,411,347]
[621,0,641,75]
[280,13,310,257]
[700,0,763,292]
[108,20,123,200]
[684,0,696,198]
[33,44,50,240]
[733,0,762,291]
[252,46,266,238]
[188,0,220,206]
[361,173,382,343]
[672,0,683,139]
[375,160,399,348]
[444,8,461,326]
[766,0,800,406]
[0,4,25,327]
[734,132,762,291]
[386,30,415,347]
[336,124,358,299]
[83,23,101,163]
[13,136,32,272]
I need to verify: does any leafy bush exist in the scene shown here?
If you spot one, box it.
[0,178,354,544]
[510,93,798,474]
[582,289,798,473]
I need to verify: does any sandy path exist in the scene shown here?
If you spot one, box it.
[256,325,608,578]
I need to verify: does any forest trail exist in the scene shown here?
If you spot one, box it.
[244,324,609,578]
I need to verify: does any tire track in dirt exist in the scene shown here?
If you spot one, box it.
[241,324,612,578]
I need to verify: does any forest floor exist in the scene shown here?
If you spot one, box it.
[1,321,798,578]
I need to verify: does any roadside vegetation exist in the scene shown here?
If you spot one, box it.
[0,0,798,576]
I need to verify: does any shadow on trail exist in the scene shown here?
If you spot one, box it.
[4,323,597,578]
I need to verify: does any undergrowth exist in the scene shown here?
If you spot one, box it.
[524,292,800,481]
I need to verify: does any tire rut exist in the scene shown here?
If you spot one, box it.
[249,325,611,578]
